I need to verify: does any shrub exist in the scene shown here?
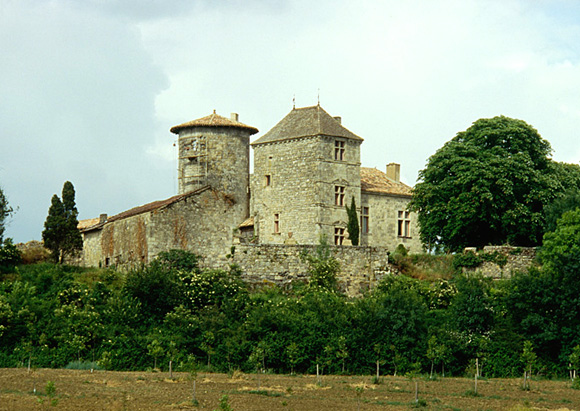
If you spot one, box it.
[452,251,481,270]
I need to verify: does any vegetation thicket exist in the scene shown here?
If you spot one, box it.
[0,186,21,273]
[1,207,579,379]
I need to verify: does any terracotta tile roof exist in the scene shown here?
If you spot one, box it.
[252,105,363,146]
[360,167,413,197]
[170,111,258,135]
[77,218,100,230]
[80,186,211,232]
[239,217,254,228]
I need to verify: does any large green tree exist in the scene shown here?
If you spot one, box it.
[410,116,559,252]
[42,182,83,263]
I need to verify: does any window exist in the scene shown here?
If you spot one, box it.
[274,213,280,233]
[335,185,345,206]
[334,227,345,245]
[265,175,271,186]
[398,210,411,237]
[334,140,345,161]
[361,206,369,234]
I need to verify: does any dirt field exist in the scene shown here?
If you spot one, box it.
[1,368,579,410]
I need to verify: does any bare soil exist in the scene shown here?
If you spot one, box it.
[1,368,579,410]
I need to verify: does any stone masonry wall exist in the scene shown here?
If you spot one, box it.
[360,192,422,253]
[81,188,240,270]
[463,245,538,279]
[231,243,394,297]
[177,126,251,221]
[252,135,361,245]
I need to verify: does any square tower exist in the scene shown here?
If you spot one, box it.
[251,105,362,245]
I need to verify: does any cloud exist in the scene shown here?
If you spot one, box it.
[0,0,169,241]
[1,0,580,242]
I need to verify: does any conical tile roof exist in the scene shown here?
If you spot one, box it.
[170,110,258,135]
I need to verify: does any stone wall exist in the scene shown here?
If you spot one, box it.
[251,135,361,245]
[231,243,394,296]
[463,245,538,279]
[176,126,251,221]
[360,192,422,253]
[81,188,241,270]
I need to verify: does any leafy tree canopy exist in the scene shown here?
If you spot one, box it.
[540,207,580,284]
[410,116,560,252]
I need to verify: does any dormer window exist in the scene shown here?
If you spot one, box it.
[334,140,345,161]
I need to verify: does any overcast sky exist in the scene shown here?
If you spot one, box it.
[1,0,580,243]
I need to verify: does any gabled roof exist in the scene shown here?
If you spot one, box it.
[252,105,363,146]
[77,217,101,231]
[170,111,258,135]
[79,186,211,232]
[360,167,413,197]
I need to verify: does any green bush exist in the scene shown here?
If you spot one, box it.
[452,251,481,270]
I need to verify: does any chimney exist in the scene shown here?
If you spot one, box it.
[333,116,342,124]
[386,163,400,183]
[99,214,108,224]
[230,113,239,122]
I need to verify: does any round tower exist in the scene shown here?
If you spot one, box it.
[170,110,258,219]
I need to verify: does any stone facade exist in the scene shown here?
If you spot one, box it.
[360,190,420,250]
[251,134,362,245]
[250,105,421,252]
[81,187,240,269]
[79,105,422,292]
[463,245,538,279]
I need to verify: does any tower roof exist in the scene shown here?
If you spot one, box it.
[170,111,259,135]
[252,105,363,146]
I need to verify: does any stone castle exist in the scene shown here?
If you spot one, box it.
[79,105,422,294]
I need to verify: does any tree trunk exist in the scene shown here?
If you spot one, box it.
[169,360,173,379]
[430,361,434,379]
[376,360,379,381]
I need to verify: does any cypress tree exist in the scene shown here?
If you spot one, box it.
[346,196,359,246]
[42,181,83,263]
[61,181,83,261]
[43,194,66,263]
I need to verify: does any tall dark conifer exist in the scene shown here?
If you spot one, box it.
[346,196,359,246]
[42,181,83,263]
[61,181,83,260]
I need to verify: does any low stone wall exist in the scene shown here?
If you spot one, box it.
[464,246,538,279]
[230,244,394,297]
